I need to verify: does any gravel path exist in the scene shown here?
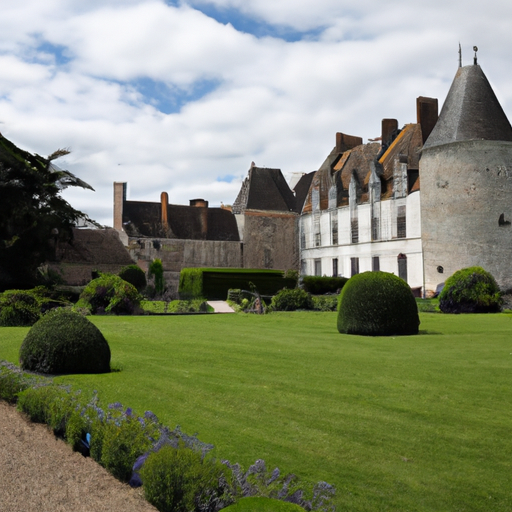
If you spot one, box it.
[0,401,158,512]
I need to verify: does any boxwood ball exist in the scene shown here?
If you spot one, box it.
[337,271,419,336]
[19,309,111,374]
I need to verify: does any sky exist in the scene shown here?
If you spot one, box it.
[1,0,511,227]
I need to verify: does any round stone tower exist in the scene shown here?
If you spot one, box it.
[420,63,512,292]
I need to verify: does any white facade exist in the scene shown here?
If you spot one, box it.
[299,190,423,290]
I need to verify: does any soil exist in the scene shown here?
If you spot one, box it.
[0,400,158,512]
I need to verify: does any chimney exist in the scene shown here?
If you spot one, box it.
[113,182,126,231]
[416,96,439,144]
[190,199,208,238]
[336,132,363,152]
[161,192,169,225]
[381,119,398,148]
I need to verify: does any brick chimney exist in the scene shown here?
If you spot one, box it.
[190,199,208,238]
[416,96,439,144]
[381,119,398,148]
[113,182,126,231]
[161,192,169,225]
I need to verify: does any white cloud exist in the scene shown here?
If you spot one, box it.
[0,0,512,227]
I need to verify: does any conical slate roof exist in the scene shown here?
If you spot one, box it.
[423,64,512,149]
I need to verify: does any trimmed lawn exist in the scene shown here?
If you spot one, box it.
[2,311,512,511]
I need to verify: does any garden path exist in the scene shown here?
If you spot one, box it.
[0,401,157,512]
[207,301,235,313]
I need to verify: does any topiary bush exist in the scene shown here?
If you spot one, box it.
[438,266,502,313]
[19,309,111,374]
[75,273,142,315]
[118,264,147,292]
[337,271,420,336]
[269,288,313,312]
[149,258,165,295]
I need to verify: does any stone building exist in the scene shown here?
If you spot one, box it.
[113,166,312,295]
[299,59,512,295]
[299,98,437,294]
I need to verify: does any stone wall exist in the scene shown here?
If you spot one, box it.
[242,211,299,271]
[421,140,512,291]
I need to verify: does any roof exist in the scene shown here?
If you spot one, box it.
[56,228,133,265]
[232,166,297,213]
[424,64,512,150]
[122,200,240,241]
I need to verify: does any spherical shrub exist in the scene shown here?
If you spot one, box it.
[118,264,147,292]
[19,309,111,374]
[439,266,502,313]
[270,288,313,311]
[337,271,419,336]
[76,273,142,315]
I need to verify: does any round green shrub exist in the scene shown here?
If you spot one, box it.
[118,264,147,292]
[270,288,313,311]
[19,309,111,374]
[439,266,502,313]
[141,444,226,512]
[223,497,304,511]
[76,273,142,315]
[337,271,419,336]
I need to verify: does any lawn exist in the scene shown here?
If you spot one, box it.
[2,311,512,511]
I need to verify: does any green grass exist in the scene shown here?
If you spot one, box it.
[2,312,512,511]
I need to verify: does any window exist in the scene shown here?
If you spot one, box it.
[398,253,407,282]
[397,205,406,239]
[351,218,359,244]
[314,259,322,276]
[331,213,338,245]
[332,258,338,277]
[315,231,321,247]
[350,257,359,276]
[300,230,306,250]
[371,215,380,241]
[372,256,380,272]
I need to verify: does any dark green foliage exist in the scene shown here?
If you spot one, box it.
[0,134,96,290]
[0,290,41,326]
[0,286,65,326]
[179,268,297,300]
[311,295,339,312]
[19,309,111,374]
[141,444,227,512]
[439,266,502,313]
[270,288,313,311]
[302,276,348,295]
[337,271,420,336]
[149,259,165,295]
[118,264,147,292]
[76,273,142,315]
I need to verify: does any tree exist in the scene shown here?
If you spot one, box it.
[0,134,97,290]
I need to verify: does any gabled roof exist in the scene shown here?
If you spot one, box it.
[424,64,512,149]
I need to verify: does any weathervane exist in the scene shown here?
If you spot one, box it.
[473,46,478,65]
[458,43,462,67]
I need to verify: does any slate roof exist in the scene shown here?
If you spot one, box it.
[424,64,512,149]
[122,200,240,241]
[232,166,297,214]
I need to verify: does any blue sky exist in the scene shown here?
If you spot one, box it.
[0,0,511,226]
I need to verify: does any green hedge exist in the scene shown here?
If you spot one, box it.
[179,268,297,300]
[302,276,348,295]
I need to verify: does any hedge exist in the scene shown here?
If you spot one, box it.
[179,268,297,300]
